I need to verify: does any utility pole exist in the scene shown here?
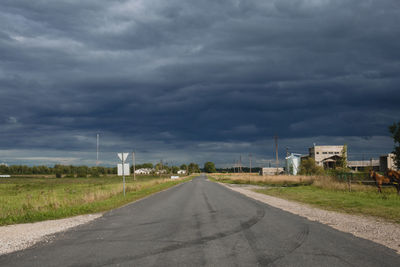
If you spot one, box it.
[362,153,365,170]
[239,155,242,173]
[249,154,252,174]
[286,147,289,174]
[132,150,136,181]
[274,135,279,174]
[96,133,99,166]
[122,155,125,196]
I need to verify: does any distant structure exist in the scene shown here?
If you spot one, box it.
[0,162,8,167]
[285,153,302,175]
[348,160,379,171]
[260,167,284,175]
[304,145,346,169]
[379,153,398,171]
[177,170,186,175]
[135,168,153,175]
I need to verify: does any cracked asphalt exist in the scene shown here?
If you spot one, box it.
[1,175,399,266]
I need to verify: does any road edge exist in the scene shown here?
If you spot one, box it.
[0,176,197,256]
[218,182,400,254]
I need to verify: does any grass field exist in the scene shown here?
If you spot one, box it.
[210,173,314,186]
[210,173,400,223]
[0,175,194,226]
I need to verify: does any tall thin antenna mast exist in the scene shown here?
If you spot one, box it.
[96,133,99,166]
[239,155,242,173]
[249,154,252,174]
[274,135,279,174]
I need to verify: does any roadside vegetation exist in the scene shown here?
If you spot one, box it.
[0,175,194,226]
[255,176,400,223]
[209,173,400,223]
[209,173,314,186]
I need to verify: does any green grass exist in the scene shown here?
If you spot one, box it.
[255,186,400,223]
[0,175,193,225]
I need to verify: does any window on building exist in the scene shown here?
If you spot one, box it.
[322,152,328,154]
[335,152,340,154]
[329,152,333,154]
[316,152,319,154]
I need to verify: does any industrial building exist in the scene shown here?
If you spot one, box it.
[379,153,398,171]
[347,160,380,171]
[347,154,397,172]
[304,145,346,169]
[260,167,284,175]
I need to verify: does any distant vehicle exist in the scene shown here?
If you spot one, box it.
[0,174,11,178]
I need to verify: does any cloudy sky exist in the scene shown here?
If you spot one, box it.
[0,0,399,167]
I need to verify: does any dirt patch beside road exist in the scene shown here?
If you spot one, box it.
[0,213,102,255]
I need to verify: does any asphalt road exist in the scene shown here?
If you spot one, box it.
[1,175,399,266]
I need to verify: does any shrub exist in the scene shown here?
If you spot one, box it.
[298,158,324,175]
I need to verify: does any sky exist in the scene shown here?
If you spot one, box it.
[0,0,399,167]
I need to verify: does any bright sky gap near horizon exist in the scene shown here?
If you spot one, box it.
[0,0,399,167]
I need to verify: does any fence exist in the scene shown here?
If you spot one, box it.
[335,172,393,192]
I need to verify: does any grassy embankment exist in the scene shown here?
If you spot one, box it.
[0,174,194,226]
[210,173,400,223]
[209,173,314,186]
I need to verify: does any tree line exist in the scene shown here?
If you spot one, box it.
[0,162,201,177]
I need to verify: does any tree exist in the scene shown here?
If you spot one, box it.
[335,144,348,169]
[389,121,400,169]
[188,163,200,174]
[90,167,100,178]
[141,163,154,169]
[76,166,88,178]
[171,166,179,174]
[298,158,324,175]
[180,164,187,171]
[204,162,216,173]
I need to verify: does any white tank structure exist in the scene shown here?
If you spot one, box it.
[285,153,302,175]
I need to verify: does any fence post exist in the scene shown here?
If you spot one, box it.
[347,173,352,192]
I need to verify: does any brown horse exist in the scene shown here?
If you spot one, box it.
[385,169,400,195]
[369,170,391,193]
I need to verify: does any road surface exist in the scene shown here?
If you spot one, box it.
[1,175,399,266]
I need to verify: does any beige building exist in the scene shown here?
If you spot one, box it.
[380,153,398,171]
[260,167,284,175]
[308,145,346,168]
[348,160,379,171]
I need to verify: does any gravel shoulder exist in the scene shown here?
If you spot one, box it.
[0,213,102,255]
[221,183,400,254]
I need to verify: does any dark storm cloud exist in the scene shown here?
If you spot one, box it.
[1,0,400,165]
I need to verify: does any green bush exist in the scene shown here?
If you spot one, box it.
[298,158,324,175]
